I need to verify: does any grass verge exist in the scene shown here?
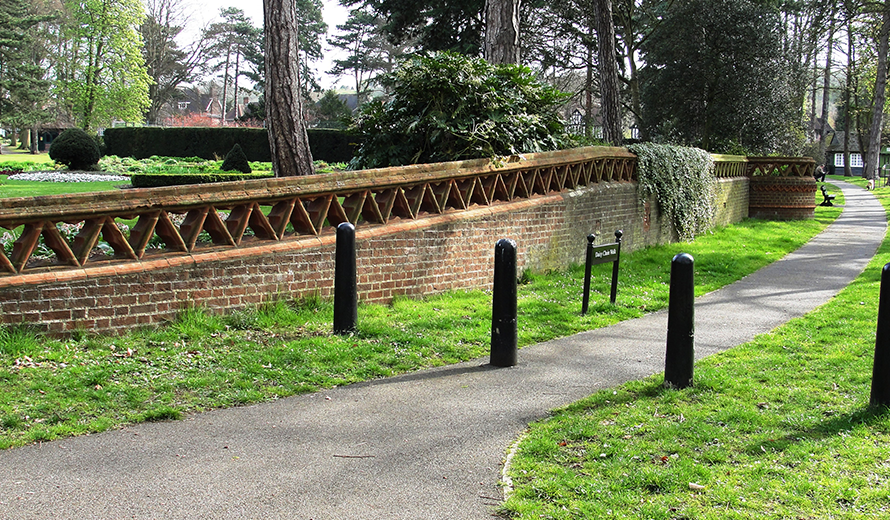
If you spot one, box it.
[499,178,890,519]
[0,186,842,450]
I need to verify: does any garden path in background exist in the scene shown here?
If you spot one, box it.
[0,180,885,519]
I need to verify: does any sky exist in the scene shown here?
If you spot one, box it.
[177,0,351,89]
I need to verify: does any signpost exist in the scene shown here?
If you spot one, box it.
[581,230,623,314]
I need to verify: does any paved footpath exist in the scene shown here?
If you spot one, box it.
[0,181,885,520]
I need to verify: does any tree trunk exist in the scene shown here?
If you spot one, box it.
[484,0,520,65]
[809,51,817,139]
[30,126,38,154]
[585,44,594,139]
[820,9,835,146]
[865,3,890,181]
[233,51,241,120]
[19,129,31,151]
[264,0,314,177]
[593,0,622,146]
[844,24,853,177]
[221,45,231,125]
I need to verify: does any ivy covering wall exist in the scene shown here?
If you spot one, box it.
[629,143,717,241]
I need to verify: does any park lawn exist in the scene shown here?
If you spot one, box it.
[0,151,54,167]
[500,180,890,519]
[0,175,127,198]
[0,187,843,449]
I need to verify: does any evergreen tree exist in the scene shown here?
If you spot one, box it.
[0,0,54,149]
[639,0,797,153]
[327,6,392,105]
[203,8,261,123]
[348,0,485,54]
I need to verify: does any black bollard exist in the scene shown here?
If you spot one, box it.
[610,230,623,305]
[581,234,596,315]
[870,264,890,407]
[664,252,694,389]
[333,222,357,335]
[490,238,518,367]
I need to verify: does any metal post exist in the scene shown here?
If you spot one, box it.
[581,234,596,315]
[490,239,518,367]
[664,252,695,389]
[610,230,623,304]
[333,222,357,335]
[871,264,890,407]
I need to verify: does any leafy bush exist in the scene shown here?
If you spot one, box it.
[349,52,570,169]
[221,144,252,173]
[49,128,102,170]
[131,172,273,188]
[103,127,357,163]
[628,143,717,242]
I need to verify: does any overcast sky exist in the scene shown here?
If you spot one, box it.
[178,0,350,89]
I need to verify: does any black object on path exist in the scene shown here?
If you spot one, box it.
[871,263,890,407]
[665,252,695,389]
[334,222,357,334]
[490,238,518,367]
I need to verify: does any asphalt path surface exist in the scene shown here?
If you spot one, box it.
[0,180,885,519]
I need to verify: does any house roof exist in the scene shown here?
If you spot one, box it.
[826,131,861,153]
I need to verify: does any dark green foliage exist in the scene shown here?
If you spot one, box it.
[49,128,102,170]
[0,0,53,134]
[130,172,273,188]
[316,90,352,127]
[349,52,570,169]
[103,127,357,163]
[639,0,798,154]
[348,0,484,54]
[221,144,252,173]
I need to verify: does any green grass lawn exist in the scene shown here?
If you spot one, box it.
[499,179,890,519]
[0,148,54,164]
[0,187,843,449]
[0,175,127,198]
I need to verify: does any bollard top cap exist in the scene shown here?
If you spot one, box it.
[336,221,356,231]
[672,252,694,264]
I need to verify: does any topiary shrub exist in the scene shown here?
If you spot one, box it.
[49,128,102,171]
[349,52,570,169]
[221,143,252,173]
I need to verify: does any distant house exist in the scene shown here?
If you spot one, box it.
[165,87,258,126]
[564,107,604,139]
[825,132,890,177]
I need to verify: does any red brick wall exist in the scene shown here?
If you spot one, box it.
[0,178,748,336]
[748,176,817,220]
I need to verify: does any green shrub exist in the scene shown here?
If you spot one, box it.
[349,52,570,169]
[103,127,357,163]
[628,143,717,241]
[131,172,273,188]
[221,144,252,173]
[49,128,102,171]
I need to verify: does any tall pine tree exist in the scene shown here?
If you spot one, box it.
[0,0,53,150]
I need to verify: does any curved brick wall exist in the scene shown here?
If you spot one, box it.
[748,176,817,221]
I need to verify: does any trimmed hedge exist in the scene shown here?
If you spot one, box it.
[131,172,274,188]
[104,127,357,163]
